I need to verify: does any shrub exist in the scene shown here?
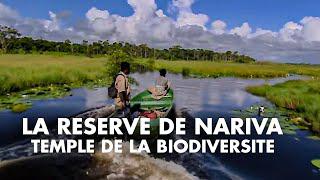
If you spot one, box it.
[182,67,190,77]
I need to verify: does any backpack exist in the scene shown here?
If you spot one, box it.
[108,74,126,99]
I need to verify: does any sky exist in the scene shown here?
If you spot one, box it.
[0,0,320,64]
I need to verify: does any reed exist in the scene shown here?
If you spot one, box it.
[153,60,320,78]
[247,80,320,134]
[1,54,320,126]
[0,54,109,95]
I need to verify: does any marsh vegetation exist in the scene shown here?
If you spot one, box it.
[154,60,320,78]
[1,54,320,113]
[247,80,320,134]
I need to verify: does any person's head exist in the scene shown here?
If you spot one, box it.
[120,62,130,75]
[159,69,167,77]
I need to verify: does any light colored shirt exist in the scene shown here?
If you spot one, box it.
[114,71,130,107]
[155,76,170,95]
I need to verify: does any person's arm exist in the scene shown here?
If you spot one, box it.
[166,80,171,90]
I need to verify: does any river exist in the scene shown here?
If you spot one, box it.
[0,72,319,179]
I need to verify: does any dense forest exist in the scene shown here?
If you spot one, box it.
[0,25,256,63]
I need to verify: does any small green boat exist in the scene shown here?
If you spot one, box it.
[130,89,174,138]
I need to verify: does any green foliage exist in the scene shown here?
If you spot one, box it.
[182,67,191,77]
[0,25,21,53]
[2,27,256,63]
[146,58,155,69]
[155,60,320,78]
[247,80,320,134]
[0,54,110,96]
[106,50,134,76]
[11,103,31,113]
[246,85,270,96]
[311,159,320,169]
[0,54,117,111]
[232,105,301,135]
[0,85,73,111]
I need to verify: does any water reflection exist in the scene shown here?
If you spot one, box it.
[132,72,320,179]
[0,72,317,179]
[0,88,113,146]
[0,72,305,147]
[131,72,303,114]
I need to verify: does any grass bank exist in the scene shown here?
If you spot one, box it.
[0,54,153,110]
[152,59,320,135]
[2,55,320,96]
[1,54,320,121]
[0,54,110,95]
[154,60,320,78]
[247,80,320,134]
[0,54,111,110]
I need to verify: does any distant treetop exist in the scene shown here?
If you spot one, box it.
[0,25,256,63]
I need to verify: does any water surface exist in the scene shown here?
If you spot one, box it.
[132,72,320,179]
[0,72,319,179]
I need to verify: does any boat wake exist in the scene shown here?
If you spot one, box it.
[0,140,198,180]
[0,106,242,180]
[89,141,198,180]
[168,108,243,180]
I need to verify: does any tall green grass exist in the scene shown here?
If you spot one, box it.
[1,54,320,128]
[0,54,108,95]
[247,80,320,134]
[2,56,319,96]
[154,60,320,78]
[152,59,320,134]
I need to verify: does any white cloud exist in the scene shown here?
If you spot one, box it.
[176,12,208,28]
[85,7,115,34]
[172,0,209,28]
[0,1,320,64]
[279,21,302,42]
[211,20,227,35]
[128,0,157,20]
[277,17,320,44]
[155,9,166,17]
[42,11,60,32]
[86,7,110,21]
[0,2,19,25]
[230,22,252,37]
[0,3,18,18]
[300,16,320,42]
[172,0,194,10]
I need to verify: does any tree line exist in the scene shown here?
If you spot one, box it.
[0,25,256,63]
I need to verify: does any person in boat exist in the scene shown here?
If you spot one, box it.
[114,62,131,111]
[148,69,171,99]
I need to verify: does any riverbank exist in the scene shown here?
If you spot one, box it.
[1,54,320,132]
[247,80,320,134]
[0,54,111,111]
[0,54,109,94]
[1,55,319,97]
[153,59,320,78]
[152,59,320,135]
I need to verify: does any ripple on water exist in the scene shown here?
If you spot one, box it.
[89,141,198,180]
[0,72,310,179]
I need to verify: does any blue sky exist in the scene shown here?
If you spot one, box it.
[0,0,320,63]
[2,0,320,31]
